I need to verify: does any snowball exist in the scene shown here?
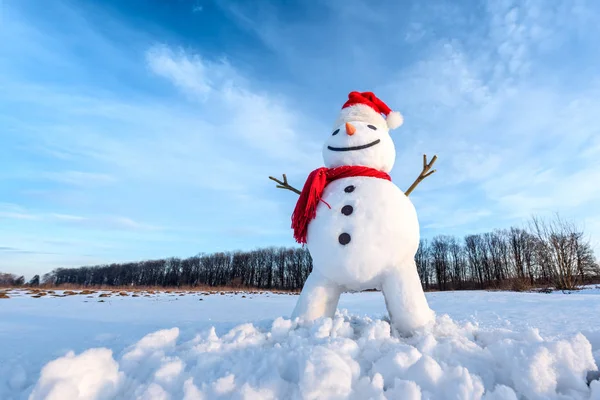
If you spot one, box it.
[482,385,518,400]
[331,317,354,338]
[516,347,557,397]
[362,319,392,341]
[311,317,334,339]
[154,358,184,383]
[29,348,122,400]
[271,317,293,341]
[438,366,485,399]
[299,346,354,400]
[212,374,235,395]
[385,379,421,400]
[371,345,422,387]
[139,383,169,400]
[183,378,205,400]
[123,328,180,361]
[220,323,264,348]
[238,382,279,400]
[371,373,385,391]
[404,355,443,390]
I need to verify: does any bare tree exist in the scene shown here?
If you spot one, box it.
[464,234,485,288]
[28,275,40,287]
[573,231,599,285]
[431,236,451,290]
[0,273,18,286]
[415,240,431,290]
[530,214,582,290]
[448,237,467,289]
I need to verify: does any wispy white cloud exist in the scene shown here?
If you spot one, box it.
[0,211,39,220]
[1,204,162,231]
[42,171,116,186]
[0,203,40,220]
[105,216,162,231]
[145,45,321,167]
[146,46,216,99]
[49,213,88,222]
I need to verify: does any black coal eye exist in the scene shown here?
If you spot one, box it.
[367,125,377,130]
[332,129,340,136]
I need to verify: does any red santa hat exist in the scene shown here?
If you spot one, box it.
[333,91,403,130]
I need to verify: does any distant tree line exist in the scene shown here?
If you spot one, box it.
[416,215,599,291]
[0,273,37,287]
[3,215,598,292]
[40,247,313,291]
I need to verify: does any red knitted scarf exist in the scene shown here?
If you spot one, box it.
[291,166,391,244]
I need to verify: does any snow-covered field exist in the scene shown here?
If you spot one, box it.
[1,287,600,400]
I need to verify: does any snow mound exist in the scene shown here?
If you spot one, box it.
[28,314,599,400]
[29,348,122,400]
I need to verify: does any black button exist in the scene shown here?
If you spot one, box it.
[338,233,351,245]
[344,185,355,193]
[341,205,353,216]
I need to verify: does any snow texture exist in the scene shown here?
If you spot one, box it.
[294,115,434,334]
[29,349,122,400]
[2,288,600,399]
[17,312,600,400]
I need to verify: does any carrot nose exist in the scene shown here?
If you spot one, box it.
[345,122,356,136]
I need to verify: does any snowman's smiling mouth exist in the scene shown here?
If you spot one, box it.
[327,139,381,152]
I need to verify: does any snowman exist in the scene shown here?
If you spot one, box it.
[269,91,437,334]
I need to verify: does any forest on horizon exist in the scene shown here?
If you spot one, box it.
[2,214,599,292]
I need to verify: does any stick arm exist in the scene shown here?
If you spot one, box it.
[269,174,301,195]
[405,154,438,196]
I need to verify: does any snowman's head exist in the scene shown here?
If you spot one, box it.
[322,91,403,173]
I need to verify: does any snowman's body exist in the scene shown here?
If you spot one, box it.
[307,177,418,289]
[290,92,435,335]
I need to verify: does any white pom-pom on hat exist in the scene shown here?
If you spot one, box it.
[386,111,403,129]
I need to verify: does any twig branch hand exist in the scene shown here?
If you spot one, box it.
[269,174,301,195]
[405,154,437,196]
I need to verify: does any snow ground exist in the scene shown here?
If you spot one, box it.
[1,287,600,399]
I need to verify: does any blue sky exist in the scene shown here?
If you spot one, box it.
[1,0,600,278]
